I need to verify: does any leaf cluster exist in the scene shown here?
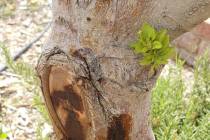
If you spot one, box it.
[130,23,174,70]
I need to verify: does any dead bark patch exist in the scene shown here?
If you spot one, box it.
[107,114,132,140]
[64,110,85,140]
[48,66,90,139]
[51,85,84,113]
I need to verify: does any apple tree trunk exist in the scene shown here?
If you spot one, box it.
[36,0,210,139]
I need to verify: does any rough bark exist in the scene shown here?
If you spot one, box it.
[36,0,210,139]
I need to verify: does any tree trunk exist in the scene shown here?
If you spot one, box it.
[36,0,210,139]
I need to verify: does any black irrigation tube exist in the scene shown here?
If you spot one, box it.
[0,22,51,73]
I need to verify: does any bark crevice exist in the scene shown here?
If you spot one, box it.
[72,48,119,120]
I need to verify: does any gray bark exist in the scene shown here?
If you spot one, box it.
[36,0,210,139]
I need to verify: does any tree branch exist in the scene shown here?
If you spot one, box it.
[142,0,210,39]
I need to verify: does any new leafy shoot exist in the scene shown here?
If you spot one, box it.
[130,23,174,73]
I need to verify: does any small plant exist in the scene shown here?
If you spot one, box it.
[130,23,174,72]
[152,55,210,140]
[0,43,51,139]
[0,43,39,85]
[0,128,7,140]
[152,57,185,140]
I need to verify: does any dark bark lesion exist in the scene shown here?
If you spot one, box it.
[108,114,132,140]
[51,85,84,113]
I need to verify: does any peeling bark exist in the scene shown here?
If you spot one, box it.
[37,0,210,139]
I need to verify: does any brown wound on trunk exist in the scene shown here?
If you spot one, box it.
[107,114,132,140]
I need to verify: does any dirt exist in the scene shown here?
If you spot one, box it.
[0,0,54,139]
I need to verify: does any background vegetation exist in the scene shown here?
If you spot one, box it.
[0,43,51,139]
[152,55,210,140]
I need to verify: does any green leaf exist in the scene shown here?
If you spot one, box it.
[140,54,154,65]
[158,47,174,61]
[130,41,138,49]
[162,34,170,47]
[130,40,149,54]
[156,29,170,48]
[152,41,162,49]
[130,23,173,71]
[157,29,167,42]
[155,57,168,65]
[141,23,156,41]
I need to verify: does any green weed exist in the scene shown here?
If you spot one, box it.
[130,23,174,72]
[0,43,51,139]
[152,55,210,140]
[0,128,7,140]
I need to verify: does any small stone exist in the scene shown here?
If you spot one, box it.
[16,108,30,126]
[42,123,53,138]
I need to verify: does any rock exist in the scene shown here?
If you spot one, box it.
[176,48,195,66]
[197,40,210,57]
[174,32,201,54]
[16,108,30,126]
[192,22,210,40]
[42,123,53,138]
[174,21,210,66]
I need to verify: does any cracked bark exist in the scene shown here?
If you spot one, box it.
[36,0,210,139]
